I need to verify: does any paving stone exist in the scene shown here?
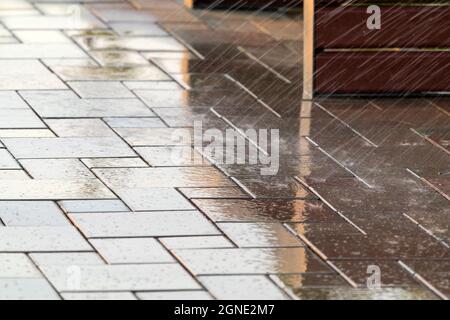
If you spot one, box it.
[0,149,20,169]
[0,109,46,129]
[0,253,41,278]
[124,81,181,90]
[0,91,29,109]
[0,60,66,90]
[179,187,251,199]
[41,58,98,67]
[0,43,85,58]
[174,248,331,275]
[199,275,289,300]
[161,236,234,249]
[0,227,91,252]
[0,201,69,226]
[104,117,165,128]
[81,157,148,168]
[41,264,200,291]
[0,179,114,200]
[2,15,106,30]
[115,187,195,211]
[75,35,185,51]
[67,81,134,98]
[273,273,349,292]
[89,50,150,67]
[218,222,303,248]
[13,30,70,43]
[3,137,135,159]
[136,291,212,300]
[0,279,60,300]
[114,127,193,146]
[30,252,104,267]
[110,22,168,36]
[59,200,128,213]
[21,91,154,118]
[0,129,55,138]
[20,159,95,180]
[71,211,219,238]
[62,292,137,300]
[44,119,116,137]
[0,170,29,180]
[94,167,233,188]
[90,238,174,264]
[135,146,207,166]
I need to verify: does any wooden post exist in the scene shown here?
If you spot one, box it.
[303,0,314,100]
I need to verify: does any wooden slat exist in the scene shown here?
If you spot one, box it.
[186,0,301,9]
[315,51,450,94]
[315,6,450,48]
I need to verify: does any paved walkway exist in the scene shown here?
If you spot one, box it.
[0,0,449,300]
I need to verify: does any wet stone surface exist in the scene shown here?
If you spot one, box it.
[0,0,448,300]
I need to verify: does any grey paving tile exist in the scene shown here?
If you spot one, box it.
[218,223,303,248]
[110,22,168,36]
[0,129,55,138]
[0,201,69,226]
[13,30,70,43]
[0,60,66,90]
[135,146,207,166]
[2,15,106,30]
[199,275,289,300]
[67,81,134,98]
[62,292,137,300]
[115,127,193,146]
[124,81,181,90]
[0,149,20,169]
[174,248,331,275]
[0,179,114,200]
[137,291,213,300]
[90,238,174,264]
[30,252,104,267]
[0,253,41,278]
[179,187,251,199]
[161,236,234,249]
[59,200,128,213]
[0,227,91,252]
[45,119,116,137]
[20,159,95,180]
[94,167,234,188]
[41,264,200,291]
[0,279,60,300]
[0,91,29,109]
[0,43,85,58]
[115,187,195,211]
[75,35,184,51]
[89,50,150,67]
[0,170,29,180]
[104,117,165,128]
[21,91,154,118]
[69,211,219,238]
[0,1,33,10]
[0,109,46,129]
[3,137,135,159]
[81,157,148,168]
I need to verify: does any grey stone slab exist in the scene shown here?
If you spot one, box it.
[0,253,41,278]
[0,149,20,169]
[20,159,95,180]
[115,187,195,211]
[42,58,98,67]
[67,81,134,98]
[30,252,104,267]
[21,91,154,118]
[2,15,106,30]
[179,187,251,199]
[0,129,55,138]
[45,119,116,137]
[13,30,70,43]
[0,43,86,58]
[58,200,128,213]
[137,291,213,300]
[161,236,234,250]
[104,117,165,128]
[124,81,181,90]
[75,35,185,51]
[110,22,168,36]
[81,157,147,168]
[3,137,135,159]
[0,201,69,226]
[115,127,193,146]
[0,109,46,129]
[0,227,91,252]
[62,292,137,300]
[89,50,150,67]
[0,170,29,180]
[0,1,33,10]
[94,167,234,188]
[174,248,331,275]
[0,60,66,90]
[199,275,289,300]
[0,279,60,300]
[91,238,174,264]
[51,65,170,81]
[41,264,200,291]
[135,146,207,166]
[69,211,219,238]
[0,91,29,109]
[0,179,114,200]
[217,223,304,248]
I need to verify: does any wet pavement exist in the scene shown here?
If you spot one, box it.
[0,0,449,300]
